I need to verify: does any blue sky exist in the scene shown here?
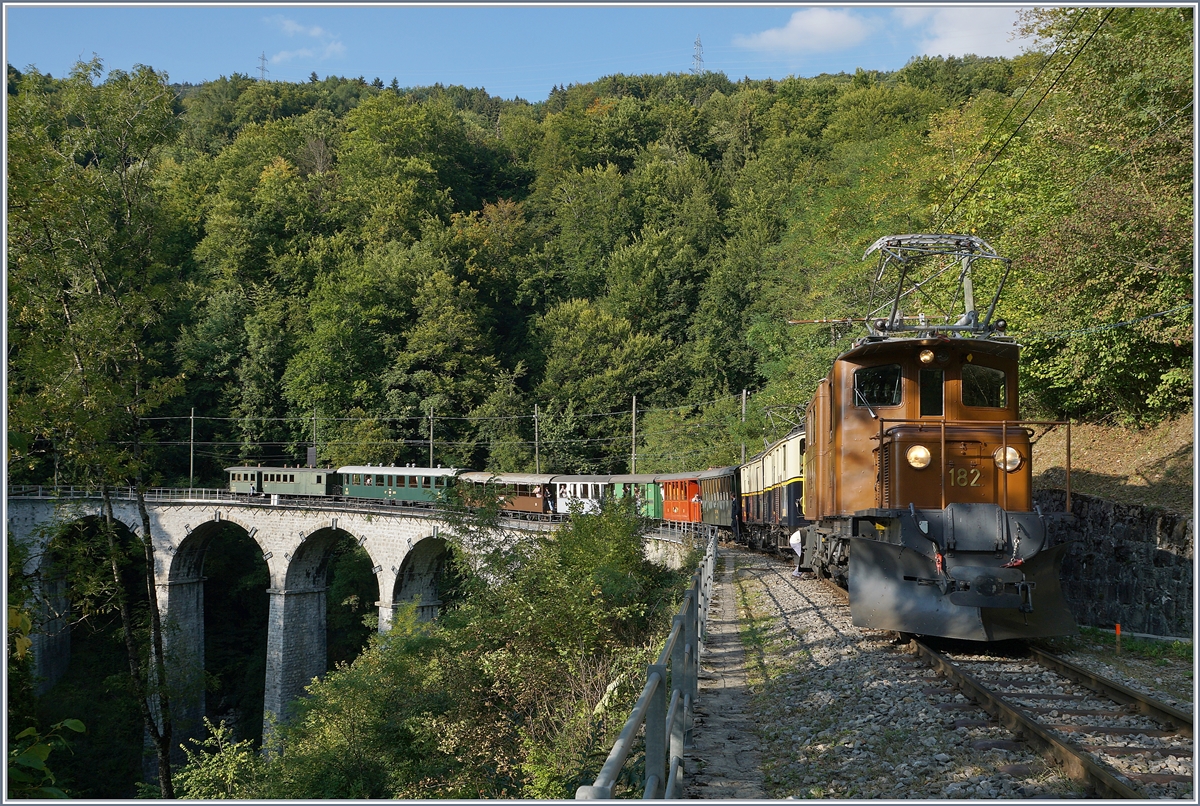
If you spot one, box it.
[5,4,1036,101]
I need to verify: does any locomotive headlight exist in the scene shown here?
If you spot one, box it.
[993,446,1022,472]
[919,349,935,364]
[906,445,932,469]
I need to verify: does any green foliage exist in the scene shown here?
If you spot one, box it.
[7,719,86,799]
[174,718,265,798]
[325,537,379,667]
[172,500,687,799]
[7,539,39,735]
[32,518,151,798]
[200,524,269,745]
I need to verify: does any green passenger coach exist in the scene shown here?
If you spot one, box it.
[610,473,663,519]
[336,465,460,504]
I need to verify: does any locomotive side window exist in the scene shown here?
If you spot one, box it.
[854,364,902,407]
[962,364,1007,408]
[920,369,944,417]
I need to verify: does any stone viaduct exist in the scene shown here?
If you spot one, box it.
[6,489,566,747]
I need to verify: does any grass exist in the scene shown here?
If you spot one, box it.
[1047,626,1193,663]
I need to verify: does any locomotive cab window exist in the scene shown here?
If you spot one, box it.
[920,369,944,417]
[962,364,1007,408]
[854,364,902,407]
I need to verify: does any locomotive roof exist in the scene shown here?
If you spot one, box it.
[338,465,461,476]
[837,335,1019,363]
[459,471,556,485]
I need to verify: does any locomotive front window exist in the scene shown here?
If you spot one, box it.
[962,364,1007,408]
[920,369,944,417]
[854,364,902,407]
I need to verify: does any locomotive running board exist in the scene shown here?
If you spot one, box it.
[847,539,1078,641]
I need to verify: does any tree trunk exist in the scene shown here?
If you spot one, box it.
[136,485,175,797]
[100,483,174,796]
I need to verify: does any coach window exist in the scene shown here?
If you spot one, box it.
[920,369,944,417]
[963,364,1007,408]
[376,474,385,486]
[854,364,903,407]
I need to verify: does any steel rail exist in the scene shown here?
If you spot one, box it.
[1027,646,1193,737]
[913,640,1147,799]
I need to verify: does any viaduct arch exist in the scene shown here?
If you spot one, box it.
[6,495,503,746]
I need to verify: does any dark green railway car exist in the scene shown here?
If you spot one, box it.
[337,465,460,504]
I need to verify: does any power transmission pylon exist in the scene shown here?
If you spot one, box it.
[692,35,704,75]
[258,51,270,81]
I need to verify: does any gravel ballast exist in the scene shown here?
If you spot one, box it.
[723,547,1153,800]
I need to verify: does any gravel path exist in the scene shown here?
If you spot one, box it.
[711,546,1091,799]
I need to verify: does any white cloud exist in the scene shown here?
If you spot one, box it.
[733,9,874,53]
[272,48,315,65]
[894,7,1032,59]
[268,15,326,38]
[264,14,343,64]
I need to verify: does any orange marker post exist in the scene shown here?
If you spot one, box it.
[1115,623,1121,655]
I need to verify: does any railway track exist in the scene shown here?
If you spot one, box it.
[912,640,1193,798]
[811,570,1193,798]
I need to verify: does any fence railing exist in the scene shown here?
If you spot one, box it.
[576,532,718,799]
[6,485,237,502]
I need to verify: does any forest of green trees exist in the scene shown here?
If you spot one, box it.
[6,6,1192,798]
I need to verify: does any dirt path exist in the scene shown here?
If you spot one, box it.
[683,549,768,799]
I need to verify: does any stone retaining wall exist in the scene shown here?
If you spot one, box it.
[1035,490,1193,638]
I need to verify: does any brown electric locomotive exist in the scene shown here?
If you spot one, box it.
[796,234,1077,641]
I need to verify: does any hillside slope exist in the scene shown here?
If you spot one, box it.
[1031,412,1193,517]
